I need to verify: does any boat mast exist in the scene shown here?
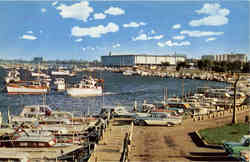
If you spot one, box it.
[42,93,46,106]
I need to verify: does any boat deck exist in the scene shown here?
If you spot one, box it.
[0,144,83,159]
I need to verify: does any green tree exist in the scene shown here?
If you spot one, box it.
[242,62,250,73]
[161,61,170,67]
[176,61,190,71]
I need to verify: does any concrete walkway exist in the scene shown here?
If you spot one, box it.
[88,119,130,162]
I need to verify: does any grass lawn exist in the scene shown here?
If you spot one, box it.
[198,123,250,145]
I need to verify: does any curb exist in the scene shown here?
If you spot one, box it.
[194,131,222,148]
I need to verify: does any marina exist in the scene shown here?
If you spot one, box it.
[0,1,249,161]
[0,63,249,161]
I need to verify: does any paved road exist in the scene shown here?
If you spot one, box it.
[128,111,249,162]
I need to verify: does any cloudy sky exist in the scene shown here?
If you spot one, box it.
[0,1,249,60]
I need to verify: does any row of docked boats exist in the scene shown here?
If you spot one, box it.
[3,68,104,97]
[0,104,111,161]
[6,77,103,97]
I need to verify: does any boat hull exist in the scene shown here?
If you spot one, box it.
[7,85,48,94]
[66,87,102,97]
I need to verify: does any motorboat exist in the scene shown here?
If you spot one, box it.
[6,81,49,94]
[66,77,103,97]
[54,78,66,91]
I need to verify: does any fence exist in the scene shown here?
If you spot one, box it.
[192,105,249,122]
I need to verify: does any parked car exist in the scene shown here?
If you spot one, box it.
[133,112,182,126]
[223,135,250,158]
[112,106,136,118]
[240,150,250,162]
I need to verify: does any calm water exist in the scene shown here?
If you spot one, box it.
[0,68,228,120]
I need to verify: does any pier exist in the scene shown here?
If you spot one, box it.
[88,118,132,162]
[85,106,249,162]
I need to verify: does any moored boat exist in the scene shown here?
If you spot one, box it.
[6,81,48,95]
[54,78,66,91]
[4,70,20,84]
[66,77,103,97]
[51,69,76,76]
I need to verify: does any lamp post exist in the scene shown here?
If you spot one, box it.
[232,73,240,124]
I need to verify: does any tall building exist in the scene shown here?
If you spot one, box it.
[202,53,248,63]
[101,54,186,67]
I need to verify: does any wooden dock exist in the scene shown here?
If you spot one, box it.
[88,118,131,162]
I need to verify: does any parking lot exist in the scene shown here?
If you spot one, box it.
[128,111,249,161]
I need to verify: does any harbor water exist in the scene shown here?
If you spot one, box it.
[0,68,228,120]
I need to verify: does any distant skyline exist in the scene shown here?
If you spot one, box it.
[0,1,249,61]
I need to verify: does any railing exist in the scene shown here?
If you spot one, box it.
[192,105,249,122]
[120,122,134,162]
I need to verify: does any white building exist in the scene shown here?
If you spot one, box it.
[202,53,248,63]
[101,54,186,67]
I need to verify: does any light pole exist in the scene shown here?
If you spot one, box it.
[232,73,240,124]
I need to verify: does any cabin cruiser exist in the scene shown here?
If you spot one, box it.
[6,81,49,94]
[53,78,66,91]
[4,70,20,84]
[66,77,103,97]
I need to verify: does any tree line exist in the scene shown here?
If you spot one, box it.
[196,60,250,73]
[161,60,250,73]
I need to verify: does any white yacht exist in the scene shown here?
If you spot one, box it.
[54,78,66,91]
[66,77,103,97]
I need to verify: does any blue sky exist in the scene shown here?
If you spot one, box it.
[0,1,249,61]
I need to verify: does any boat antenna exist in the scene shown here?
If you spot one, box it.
[7,107,11,125]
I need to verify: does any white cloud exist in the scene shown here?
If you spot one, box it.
[206,37,216,42]
[94,13,106,20]
[180,30,224,37]
[149,35,164,40]
[75,38,83,42]
[41,8,47,13]
[157,40,191,47]
[104,7,125,16]
[52,1,58,6]
[189,3,230,26]
[139,29,144,33]
[112,43,120,48]
[82,48,86,51]
[26,31,33,34]
[172,24,181,29]
[20,35,37,40]
[172,35,185,40]
[72,22,119,38]
[133,34,147,41]
[56,1,93,22]
[157,42,165,47]
[151,30,156,34]
[123,22,146,28]
[132,33,164,41]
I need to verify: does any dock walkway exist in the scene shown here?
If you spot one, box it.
[88,118,131,162]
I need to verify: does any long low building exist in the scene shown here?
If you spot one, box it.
[101,54,186,67]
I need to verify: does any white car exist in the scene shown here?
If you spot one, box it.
[133,112,182,126]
